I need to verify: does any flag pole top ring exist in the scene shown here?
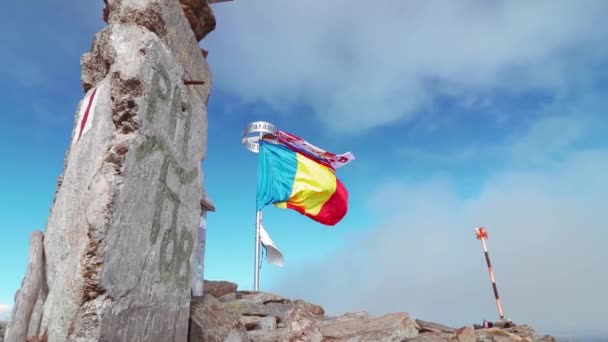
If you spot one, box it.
[242,121,277,154]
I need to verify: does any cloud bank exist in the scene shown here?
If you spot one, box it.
[0,303,11,321]
[274,113,608,336]
[207,0,608,133]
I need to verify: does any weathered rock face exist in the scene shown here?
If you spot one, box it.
[3,0,214,341]
[105,0,218,43]
[0,321,6,342]
[3,232,47,342]
[192,281,557,342]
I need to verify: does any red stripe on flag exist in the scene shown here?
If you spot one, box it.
[285,178,348,226]
[78,87,98,141]
[314,178,348,226]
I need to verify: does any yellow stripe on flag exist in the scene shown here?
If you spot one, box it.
[275,153,337,215]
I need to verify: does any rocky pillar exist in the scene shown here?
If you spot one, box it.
[3,232,45,342]
[3,0,218,341]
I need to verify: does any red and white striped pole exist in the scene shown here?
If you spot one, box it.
[475,227,505,320]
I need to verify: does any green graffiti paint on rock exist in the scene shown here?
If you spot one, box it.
[160,224,194,288]
[147,65,171,122]
[135,137,198,185]
[147,62,193,157]
[150,156,181,244]
[132,61,199,287]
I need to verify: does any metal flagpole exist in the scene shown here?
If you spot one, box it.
[475,227,505,320]
[254,210,262,290]
[242,121,277,292]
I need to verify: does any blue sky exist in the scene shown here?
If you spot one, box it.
[1,0,608,337]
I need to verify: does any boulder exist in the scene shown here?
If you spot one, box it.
[416,319,456,334]
[203,280,238,298]
[318,312,419,341]
[189,296,249,342]
[219,292,324,324]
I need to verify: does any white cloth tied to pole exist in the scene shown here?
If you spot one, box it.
[260,223,284,267]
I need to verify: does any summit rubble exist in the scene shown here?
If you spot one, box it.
[190,280,556,342]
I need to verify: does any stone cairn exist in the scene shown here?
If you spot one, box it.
[2,0,558,341]
[4,0,216,340]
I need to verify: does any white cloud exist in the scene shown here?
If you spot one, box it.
[395,91,608,169]
[206,0,608,133]
[0,303,11,321]
[272,107,608,337]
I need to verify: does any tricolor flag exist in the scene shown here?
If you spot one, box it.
[259,223,284,267]
[256,140,349,226]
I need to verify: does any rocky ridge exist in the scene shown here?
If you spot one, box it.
[191,280,556,342]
